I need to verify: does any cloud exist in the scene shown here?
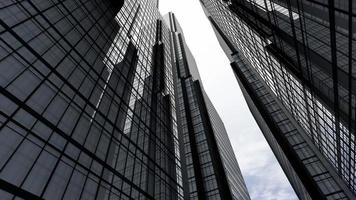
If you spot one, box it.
[225,98,297,200]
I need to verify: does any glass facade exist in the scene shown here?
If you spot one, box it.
[0,0,183,199]
[200,0,356,199]
[0,1,250,200]
[165,12,250,200]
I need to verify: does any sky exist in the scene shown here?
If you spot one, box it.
[159,1,298,199]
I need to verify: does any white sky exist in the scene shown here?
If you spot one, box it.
[159,0,298,199]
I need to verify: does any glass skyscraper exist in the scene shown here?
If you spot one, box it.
[200,0,356,199]
[165,12,250,200]
[0,0,249,199]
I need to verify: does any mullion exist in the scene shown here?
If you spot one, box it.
[270,0,348,186]
[10,65,76,198]
[347,0,354,189]
[301,7,325,153]
[1,2,177,177]
[28,0,177,158]
[77,142,102,199]
[0,62,68,197]
[119,143,131,197]
[0,20,102,130]
[266,2,295,106]
[245,6,287,113]
[327,0,342,175]
[93,95,123,199]
[0,38,67,173]
[107,140,125,200]
[1,84,156,199]
[44,35,106,198]
[38,61,97,198]
[94,51,143,199]
[306,0,355,18]
[2,27,94,198]
[0,1,25,10]
[77,96,117,199]
[58,0,115,45]
[81,0,172,118]
[0,0,67,33]
[57,12,116,197]
[2,0,181,197]
[0,1,99,92]
[1,110,132,200]
[3,34,179,194]
[122,141,135,197]
[1,24,154,199]
[0,0,90,64]
[291,0,317,143]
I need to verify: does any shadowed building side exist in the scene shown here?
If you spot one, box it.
[200,0,356,199]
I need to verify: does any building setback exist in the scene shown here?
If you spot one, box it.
[165,12,250,200]
[0,0,249,200]
[200,0,356,199]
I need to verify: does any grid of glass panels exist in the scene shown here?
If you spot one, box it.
[171,24,225,199]
[202,90,250,200]
[0,0,183,199]
[233,52,349,199]
[175,77,223,200]
[170,14,250,197]
[201,0,356,195]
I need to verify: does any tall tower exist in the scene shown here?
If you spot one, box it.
[0,1,183,199]
[200,0,356,199]
[165,12,250,200]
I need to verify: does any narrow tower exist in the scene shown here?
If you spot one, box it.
[165,12,250,200]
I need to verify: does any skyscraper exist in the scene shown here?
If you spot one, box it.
[165,12,250,200]
[0,1,249,199]
[0,0,183,199]
[200,0,356,199]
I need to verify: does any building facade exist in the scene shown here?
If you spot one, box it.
[165,12,250,200]
[200,0,356,199]
[0,1,249,200]
[0,0,181,199]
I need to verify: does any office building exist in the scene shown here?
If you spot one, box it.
[200,0,356,199]
[165,12,250,200]
[0,0,181,199]
[0,1,249,199]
